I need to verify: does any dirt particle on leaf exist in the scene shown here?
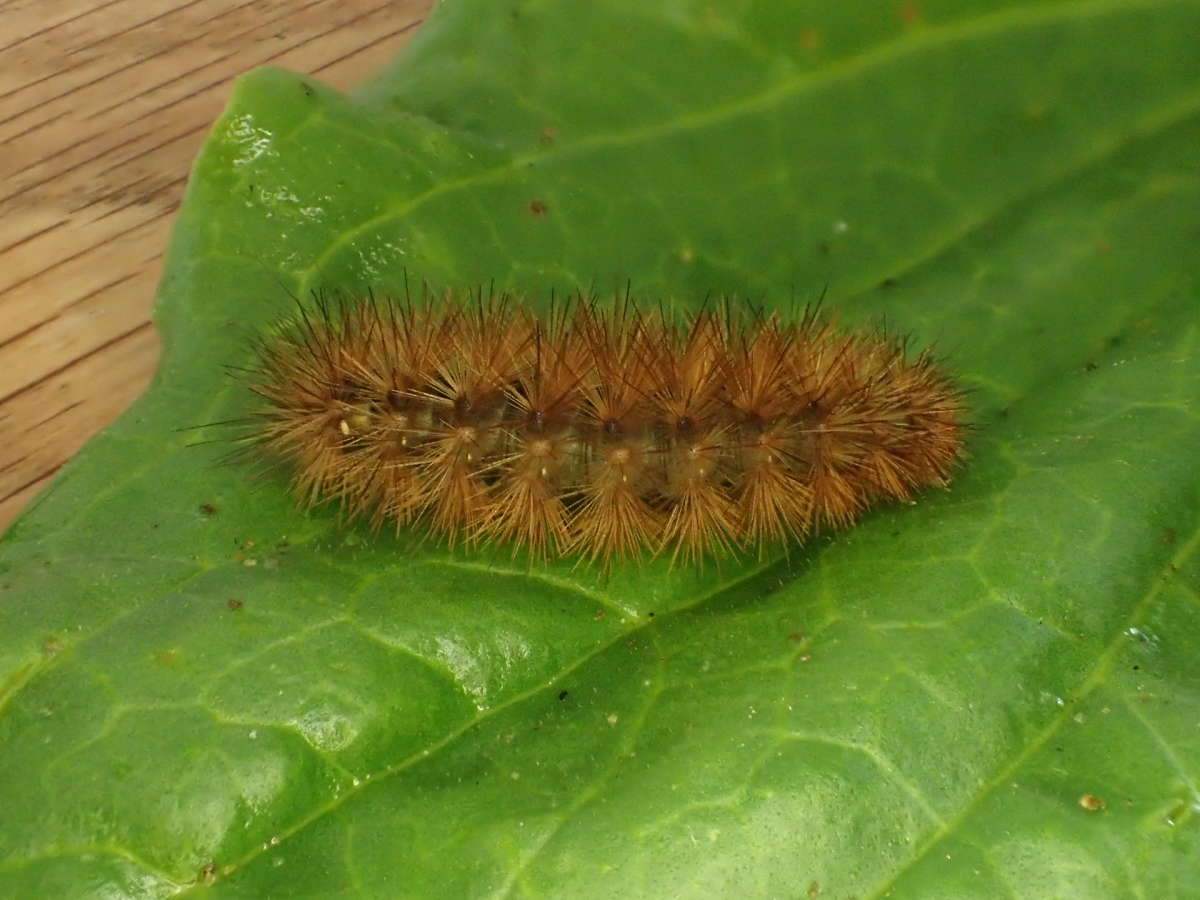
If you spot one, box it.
[787,632,806,643]
[558,690,569,701]
[1078,793,1106,811]
[199,503,218,517]
[1164,800,1190,826]
[200,862,218,884]
[227,598,244,611]
[528,200,548,217]
[539,126,558,144]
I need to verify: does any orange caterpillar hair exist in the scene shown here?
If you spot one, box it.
[241,288,966,567]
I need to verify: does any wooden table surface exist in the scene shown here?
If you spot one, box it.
[0,0,432,531]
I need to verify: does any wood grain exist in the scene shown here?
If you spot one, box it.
[0,0,433,530]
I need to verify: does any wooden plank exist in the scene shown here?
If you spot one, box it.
[0,0,432,531]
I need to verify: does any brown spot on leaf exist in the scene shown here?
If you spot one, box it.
[798,29,823,51]
[528,200,548,217]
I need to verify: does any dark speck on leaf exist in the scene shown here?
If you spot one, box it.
[1085,361,1099,372]
[558,690,569,701]
[529,200,548,217]
[227,599,243,611]
[879,277,898,289]
[199,503,217,516]
[300,82,315,98]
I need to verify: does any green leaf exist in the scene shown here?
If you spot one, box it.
[3,0,1198,896]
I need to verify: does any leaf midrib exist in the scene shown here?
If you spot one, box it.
[178,555,782,892]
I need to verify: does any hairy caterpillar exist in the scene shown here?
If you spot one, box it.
[237,287,966,567]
